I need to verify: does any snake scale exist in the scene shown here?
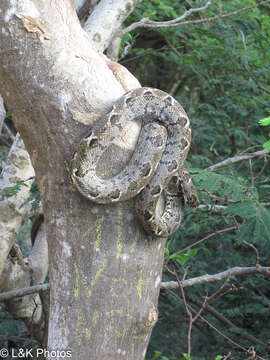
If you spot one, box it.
[71,87,198,237]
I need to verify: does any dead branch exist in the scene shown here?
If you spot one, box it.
[161,265,270,290]
[0,283,49,302]
[206,150,269,172]
[2,266,270,305]
[121,0,270,35]
[121,1,211,35]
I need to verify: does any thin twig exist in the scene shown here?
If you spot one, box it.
[176,226,238,254]
[204,192,239,204]
[254,158,270,183]
[191,300,269,348]
[192,295,208,323]
[243,241,260,268]
[193,308,265,360]
[207,274,231,304]
[239,29,270,95]
[198,204,227,210]
[249,158,255,187]
[167,289,266,359]
[177,269,192,357]
[206,150,269,172]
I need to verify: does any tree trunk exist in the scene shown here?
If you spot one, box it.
[0,1,167,359]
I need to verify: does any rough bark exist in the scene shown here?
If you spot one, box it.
[72,0,88,12]
[0,95,5,133]
[0,1,167,359]
[0,134,35,276]
[84,0,143,52]
[0,222,48,343]
[73,0,99,21]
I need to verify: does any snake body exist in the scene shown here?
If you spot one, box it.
[71,87,198,237]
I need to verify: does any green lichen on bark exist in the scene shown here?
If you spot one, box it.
[116,202,123,258]
[137,269,143,299]
[85,328,91,340]
[130,227,139,254]
[87,261,107,297]
[94,216,103,249]
[76,315,83,346]
[92,311,99,325]
[74,263,80,298]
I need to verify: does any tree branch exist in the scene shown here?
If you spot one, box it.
[122,0,270,35]
[3,266,270,301]
[161,266,270,290]
[84,0,143,52]
[206,150,269,172]
[121,1,212,35]
[0,283,49,302]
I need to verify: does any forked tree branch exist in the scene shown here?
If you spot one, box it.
[121,1,212,35]
[122,0,270,35]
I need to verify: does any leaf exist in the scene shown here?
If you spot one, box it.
[182,354,191,360]
[152,351,162,360]
[170,248,197,268]
[0,180,28,201]
[262,139,270,150]
[259,116,270,126]
[19,179,40,212]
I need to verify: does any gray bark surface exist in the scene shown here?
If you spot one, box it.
[0,134,35,276]
[0,1,167,359]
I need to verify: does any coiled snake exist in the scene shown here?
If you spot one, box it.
[71,87,198,237]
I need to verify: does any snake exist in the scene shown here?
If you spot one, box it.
[70,87,198,237]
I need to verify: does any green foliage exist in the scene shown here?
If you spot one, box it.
[166,241,197,268]
[259,116,270,150]
[181,355,191,360]
[124,0,270,359]
[0,180,28,201]
[0,146,8,164]
[0,318,20,337]
[120,32,140,57]
[20,179,40,212]
[2,0,270,358]
[0,178,40,212]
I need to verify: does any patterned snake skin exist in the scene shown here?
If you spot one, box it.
[71,87,198,237]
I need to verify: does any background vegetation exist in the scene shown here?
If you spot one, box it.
[0,0,270,359]
[121,0,270,359]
